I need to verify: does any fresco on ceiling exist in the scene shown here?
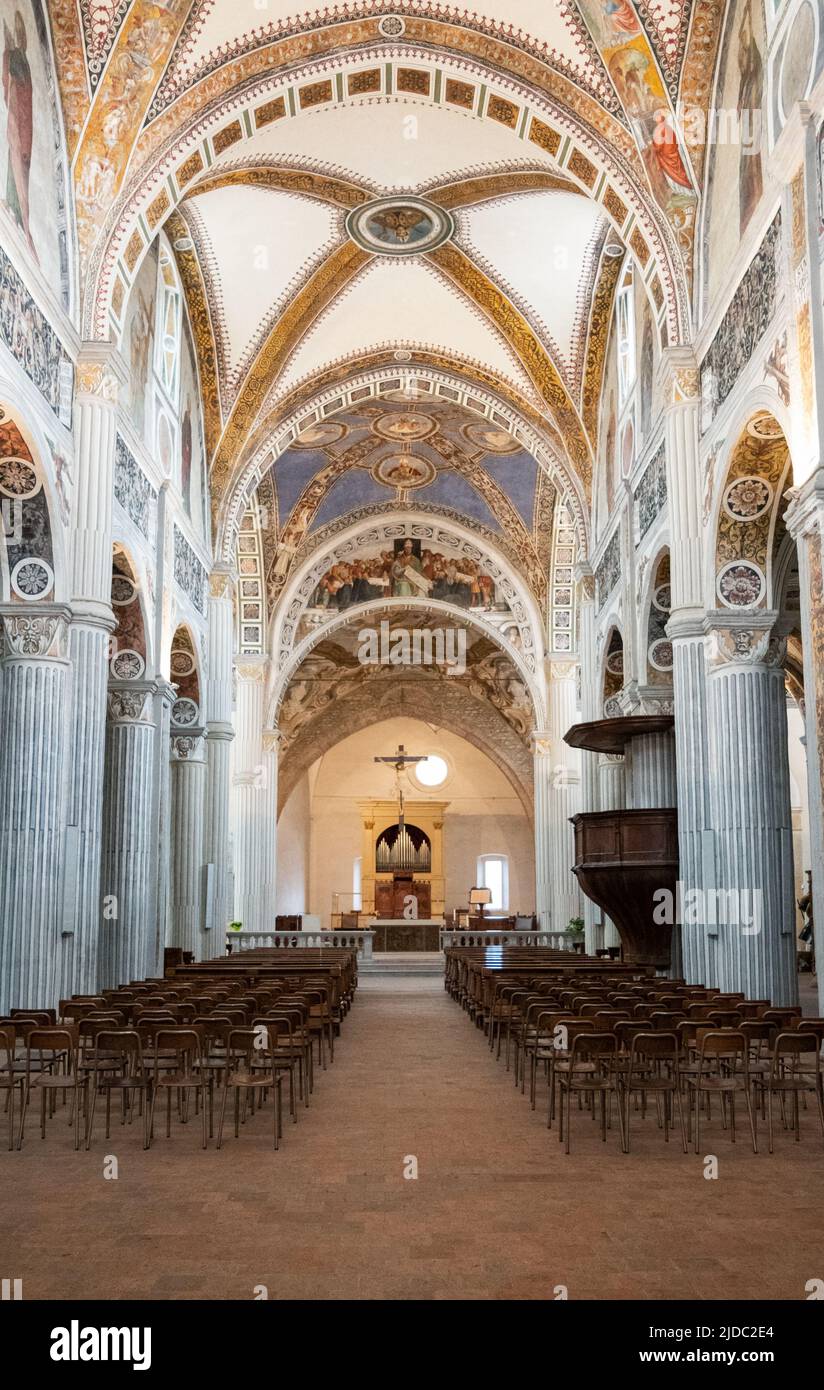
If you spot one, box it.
[122,239,158,444]
[272,398,539,544]
[703,0,767,311]
[308,536,504,615]
[0,0,65,300]
[179,310,208,541]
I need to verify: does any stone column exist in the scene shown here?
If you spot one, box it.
[598,754,625,949]
[232,658,267,935]
[576,563,602,953]
[704,618,798,1006]
[786,474,824,1011]
[99,683,158,989]
[532,733,554,932]
[61,347,127,1000]
[659,349,712,986]
[260,729,280,928]
[169,730,207,960]
[547,662,583,932]
[0,610,70,1013]
[625,729,677,808]
[204,567,235,942]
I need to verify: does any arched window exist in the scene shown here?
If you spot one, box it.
[616,269,636,407]
[352,856,362,911]
[477,854,509,912]
[155,247,181,400]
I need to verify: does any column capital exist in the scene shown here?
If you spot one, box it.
[768,100,818,184]
[547,660,577,683]
[657,346,700,406]
[235,656,268,683]
[0,604,72,659]
[209,565,237,601]
[574,560,595,603]
[75,342,128,405]
[784,468,824,540]
[107,681,155,724]
[703,610,785,669]
[262,727,281,755]
[531,730,555,758]
[171,733,207,762]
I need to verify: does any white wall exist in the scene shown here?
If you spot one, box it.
[297,717,532,928]
[275,774,311,919]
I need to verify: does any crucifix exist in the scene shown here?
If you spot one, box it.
[374,744,426,833]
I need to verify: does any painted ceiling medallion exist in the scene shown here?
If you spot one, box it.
[346,196,454,256]
[649,638,674,672]
[170,648,196,678]
[652,582,671,613]
[110,648,145,680]
[372,454,437,489]
[723,476,773,522]
[716,561,766,609]
[292,421,348,449]
[111,574,137,606]
[0,456,39,499]
[462,421,519,454]
[171,697,199,727]
[11,557,53,601]
[372,411,437,442]
[747,412,785,440]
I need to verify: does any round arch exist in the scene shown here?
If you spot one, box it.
[84,38,689,345]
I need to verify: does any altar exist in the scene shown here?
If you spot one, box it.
[368,918,443,951]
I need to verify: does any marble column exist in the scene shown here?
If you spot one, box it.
[576,563,603,953]
[659,349,713,986]
[598,754,625,949]
[786,474,824,1012]
[99,683,158,989]
[0,610,71,1012]
[625,729,677,809]
[547,663,583,931]
[232,658,267,935]
[532,734,554,932]
[704,618,798,1006]
[169,730,207,960]
[61,347,127,1000]
[260,729,280,927]
[204,567,235,942]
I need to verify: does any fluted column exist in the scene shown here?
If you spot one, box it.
[547,663,583,931]
[99,684,158,989]
[204,567,235,939]
[704,618,797,1006]
[576,563,602,952]
[260,729,280,928]
[0,610,70,1012]
[786,474,824,1011]
[625,730,677,808]
[232,658,267,934]
[660,350,712,985]
[170,731,207,959]
[532,734,554,932]
[598,754,625,948]
[61,347,127,999]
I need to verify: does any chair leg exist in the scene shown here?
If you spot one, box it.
[216,1082,230,1150]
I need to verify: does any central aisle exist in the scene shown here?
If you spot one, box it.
[10,971,823,1301]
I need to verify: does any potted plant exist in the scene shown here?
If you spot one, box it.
[567,916,585,935]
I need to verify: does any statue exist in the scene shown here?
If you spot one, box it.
[798,870,814,973]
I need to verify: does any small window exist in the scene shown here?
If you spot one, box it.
[352,856,362,911]
[477,854,509,911]
[414,754,448,787]
[155,249,181,399]
[616,272,636,407]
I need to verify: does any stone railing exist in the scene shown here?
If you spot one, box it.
[226,929,375,959]
[440,929,580,950]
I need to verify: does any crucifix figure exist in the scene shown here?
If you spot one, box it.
[374,744,426,832]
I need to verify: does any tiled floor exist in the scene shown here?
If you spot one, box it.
[3,973,823,1301]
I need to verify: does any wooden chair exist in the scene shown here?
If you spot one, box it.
[84,1030,151,1149]
[17,1026,87,1151]
[147,1029,209,1148]
[0,1025,24,1150]
[557,1032,625,1154]
[755,1032,824,1152]
[217,1027,283,1150]
[685,1030,757,1154]
[621,1032,687,1153]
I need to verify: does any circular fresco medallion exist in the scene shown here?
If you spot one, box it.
[462,421,519,454]
[378,14,405,36]
[716,560,766,609]
[606,650,624,676]
[346,196,454,256]
[111,574,137,607]
[372,411,437,442]
[171,697,199,727]
[110,647,145,680]
[723,475,773,522]
[292,421,348,449]
[0,455,39,499]
[649,638,674,672]
[170,648,196,678]
[11,556,53,600]
[373,454,436,489]
[652,582,671,613]
[747,412,784,441]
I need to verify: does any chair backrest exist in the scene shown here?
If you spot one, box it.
[698,1028,746,1061]
[153,1028,202,1071]
[0,1024,15,1072]
[24,1027,78,1077]
[570,1031,618,1061]
[629,1031,679,1064]
[92,1030,143,1075]
[11,1008,56,1023]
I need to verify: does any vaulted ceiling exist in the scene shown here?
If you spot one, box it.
[53,0,723,570]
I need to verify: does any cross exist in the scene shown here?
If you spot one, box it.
[374,745,426,832]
